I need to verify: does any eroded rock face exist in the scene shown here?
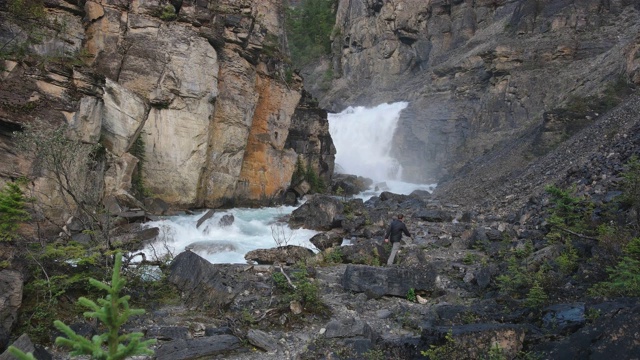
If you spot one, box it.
[309,0,640,182]
[0,0,333,211]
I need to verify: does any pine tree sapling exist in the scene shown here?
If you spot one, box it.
[0,180,30,241]
[53,252,156,359]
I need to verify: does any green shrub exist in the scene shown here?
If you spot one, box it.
[421,329,456,360]
[0,180,30,241]
[160,5,177,21]
[525,280,548,308]
[591,237,640,297]
[11,253,155,359]
[406,288,416,302]
[556,239,579,274]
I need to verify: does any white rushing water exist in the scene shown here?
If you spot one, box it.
[328,102,408,182]
[328,102,436,200]
[140,101,435,264]
[141,206,318,264]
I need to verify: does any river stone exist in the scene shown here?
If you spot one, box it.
[310,232,344,251]
[289,194,344,230]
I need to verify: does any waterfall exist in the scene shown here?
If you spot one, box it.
[328,102,408,182]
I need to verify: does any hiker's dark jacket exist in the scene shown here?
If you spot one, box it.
[385,219,411,243]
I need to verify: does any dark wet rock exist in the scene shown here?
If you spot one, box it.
[218,214,235,227]
[186,240,238,254]
[154,334,242,360]
[116,210,148,223]
[379,191,409,203]
[0,270,22,338]
[289,195,344,230]
[533,301,640,359]
[409,189,432,200]
[110,224,159,248]
[196,209,216,228]
[413,209,453,222]
[0,326,8,355]
[331,174,373,196]
[342,264,437,298]
[168,251,261,311]
[337,240,388,266]
[310,232,344,251]
[474,266,494,289]
[542,303,585,335]
[0,334,52,360]
[246,329,278,352]
[144,197,170,215]
[244,245,314,265]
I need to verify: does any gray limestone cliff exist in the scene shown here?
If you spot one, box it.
[305,0,640,183]
[0,0,334,211]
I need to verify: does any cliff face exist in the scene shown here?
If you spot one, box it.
[307,0,640,182]
[0,0,332,209]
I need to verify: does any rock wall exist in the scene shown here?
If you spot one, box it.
[0,0,332,209]
[308,0,640,182]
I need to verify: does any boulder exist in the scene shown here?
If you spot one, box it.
[331,174,373,196]
[542,303,585,335]
[310,232,344,251]
[144,197,170,215]
[289,195,344,230]
[0,270,22,337]
[168,251,262,310]
[0,333,52,360]
[342,264,437,298]
[218,214,234,227]
[324,317,375,356]
[533,301,640,359]
[154,335,242,360]
[413,209,453,222]
[246,329,278,352]
[244,245,314,265]
[338,241,388,266]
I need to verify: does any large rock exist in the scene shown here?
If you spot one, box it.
[289,195,344,230]
[244,245,314,265]
[168,251,260,310]
[0,333,51,360]
[310,232,344,251]
[342,264,437,298]
[533,301,640,359]
[0,270,22,337]
[154,335,242,360]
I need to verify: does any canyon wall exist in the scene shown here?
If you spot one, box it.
[0,0,333,211]
[306,0,640,182]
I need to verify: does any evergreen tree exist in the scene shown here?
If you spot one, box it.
[10,253,156,360]
[0,180,30,241]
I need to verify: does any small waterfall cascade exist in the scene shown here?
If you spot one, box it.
[328,102,408,183]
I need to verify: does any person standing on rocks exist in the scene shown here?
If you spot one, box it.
[384,214,412,266]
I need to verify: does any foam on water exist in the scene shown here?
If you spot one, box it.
[141,206,318,264]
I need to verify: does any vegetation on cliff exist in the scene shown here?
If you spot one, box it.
[285,0,336,69]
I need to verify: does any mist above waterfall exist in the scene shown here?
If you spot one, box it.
[328,102,408,183]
